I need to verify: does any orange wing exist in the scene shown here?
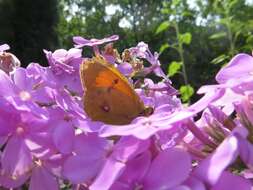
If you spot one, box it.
[80,55,145,125]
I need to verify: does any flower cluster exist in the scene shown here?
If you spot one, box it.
[0,36,253,190]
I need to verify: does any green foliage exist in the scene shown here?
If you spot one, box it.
[179,85,194,103]
[57,0,164,50]
[155,0,195,102]
[211,54,230,65]
[200,0,253,65]
[168,61,182,77]
[209,32,227,40]
[159,43,169,54]
[155,21,170,34]
[179,32,192,45]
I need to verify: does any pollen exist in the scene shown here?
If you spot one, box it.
[19,90,31,101]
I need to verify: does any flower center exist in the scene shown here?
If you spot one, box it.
[19,90,31,101]
[34,159,43,166]
[16,126,25,136]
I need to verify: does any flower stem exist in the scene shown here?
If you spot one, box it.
[174,22,188,85]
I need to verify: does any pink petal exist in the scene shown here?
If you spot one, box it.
[29,166,59,190]
[73,133,109,159]
[216,54,253,84]
[78,119,104,132]
[0,136,7,147]
[0,44,10,51]
[2,137,32,177]
[117,62,133,76]
[211,171,251,190]
[53,121,75,154]
[183,176,206,190]
[110,181,132,190]
[170,186,191,190]
[89,158,126,190]
[99,123,141,137]
[119,151,151,184]
[193,134,239,185]
[63,154,103,184]
[52,49,68,59]
[111,136,150,162]
[0,172,29,188]
[197,84,224,94]
[25,132,56,159]
[189,88,225,113]
[238,135,253,168]
[143,148,191,189]
[13,68,31,90]
[90,137,149,190]
[0,69,17,96]
[73,35,119,48]
[66,48,82,60]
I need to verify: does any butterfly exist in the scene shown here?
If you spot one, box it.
[80,55,150,125]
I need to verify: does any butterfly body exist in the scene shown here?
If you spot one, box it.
[80,55,145,125]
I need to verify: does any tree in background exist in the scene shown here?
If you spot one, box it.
[57,0,164,50]
[197,0,253,64]
[0,0,59,66]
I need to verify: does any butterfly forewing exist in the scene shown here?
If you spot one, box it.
[80,55,145,125]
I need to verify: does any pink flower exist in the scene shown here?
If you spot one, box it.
[73,35,119,48]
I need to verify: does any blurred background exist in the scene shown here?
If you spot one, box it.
[0,0,253,102]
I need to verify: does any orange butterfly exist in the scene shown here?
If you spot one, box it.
[80,55,150,125]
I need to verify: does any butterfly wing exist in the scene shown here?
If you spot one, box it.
[80,56,145,125]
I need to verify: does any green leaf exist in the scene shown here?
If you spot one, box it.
[159,43,169,54]
[179,32,192,45]
[179,85,194,102]
[209,32,226,40]
[161,8,171,15]
[156,21,170,34]
[167,61,182,77]
[182,10,193,17]
[228,0,239,10]
[219,18,230,25]
[211,54,229,64]
[172,0,181,7]
[246,35,253,44]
